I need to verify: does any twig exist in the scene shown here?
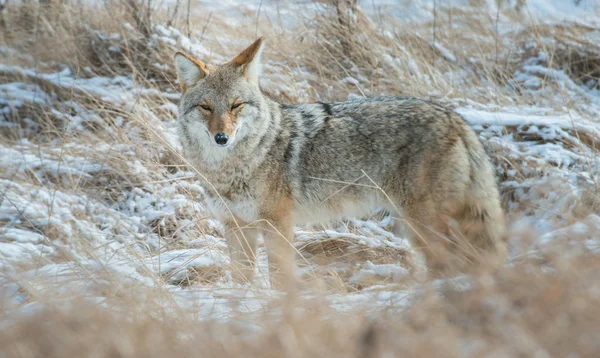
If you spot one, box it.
[200,11,213,43]
[186,0,191,38]
[0,0,8,29]
[432,0,437,47]
[167,0,181,27]
[255,0,263,39]
[495,0,501,64]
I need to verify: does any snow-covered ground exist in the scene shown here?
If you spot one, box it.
[1,0,599,326]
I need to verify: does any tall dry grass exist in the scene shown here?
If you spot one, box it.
[2,244,599,357]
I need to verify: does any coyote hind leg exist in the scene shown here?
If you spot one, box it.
[393,197,507,276]
[449,195,508,269]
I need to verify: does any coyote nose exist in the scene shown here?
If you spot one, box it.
[214,132,229,146]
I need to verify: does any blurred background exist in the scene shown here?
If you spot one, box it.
[1,0,599,356]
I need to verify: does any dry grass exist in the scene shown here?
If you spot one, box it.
[1,0,600,357]
[2,244,600,357]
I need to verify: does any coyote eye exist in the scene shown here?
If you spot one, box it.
[198,104,211,112]
[231,102,244,110]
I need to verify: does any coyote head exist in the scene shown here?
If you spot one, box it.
[174,38,265,149]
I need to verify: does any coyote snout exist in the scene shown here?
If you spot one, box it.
[214,132,229,146]
[174,37,507,290]
[203,107,240,147]
[207,116,236,147]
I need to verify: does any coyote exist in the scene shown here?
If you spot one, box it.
[174,38,506,289]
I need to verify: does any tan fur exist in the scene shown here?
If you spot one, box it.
[259,197,296,290]
[231,37,264,67]
[206,112,238,137]
[174,39,507,289]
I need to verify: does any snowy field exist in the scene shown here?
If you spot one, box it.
[1,0,600,356]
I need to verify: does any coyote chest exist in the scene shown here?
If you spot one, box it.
[206,195,259,223]
[203,175,260,223]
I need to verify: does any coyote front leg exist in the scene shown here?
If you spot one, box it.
[260,213,297,290]
[224,219,258,284]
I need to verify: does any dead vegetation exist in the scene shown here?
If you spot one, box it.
[2,242,600,357]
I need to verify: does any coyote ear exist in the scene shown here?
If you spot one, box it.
[174,52,209,92]
[231,37,265,85]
